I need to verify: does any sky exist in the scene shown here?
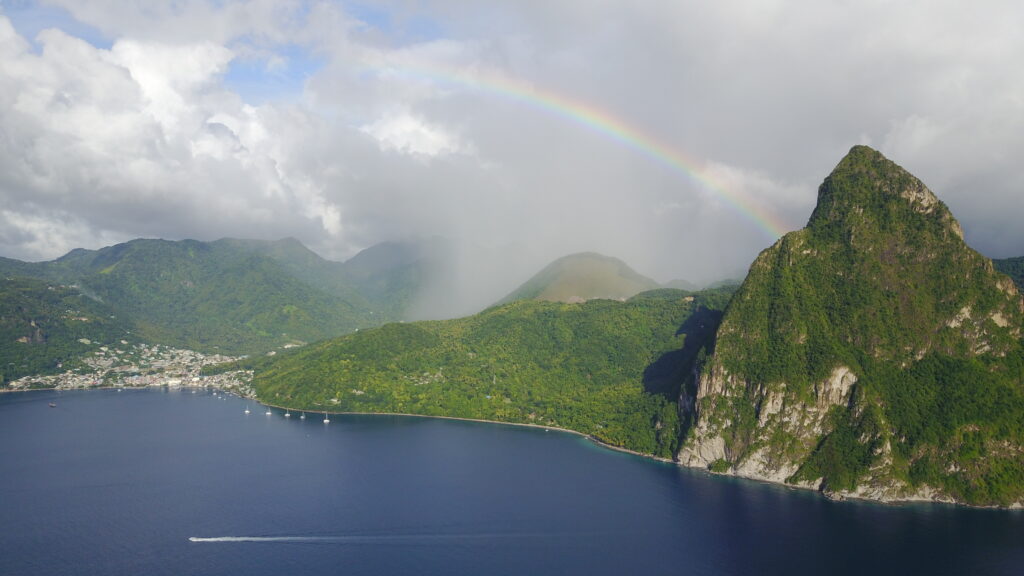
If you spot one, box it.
[0,0,1022,287]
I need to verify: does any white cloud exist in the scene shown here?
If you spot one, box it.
[41,0,303,45]
[0,0,1021,284]
[702,161,810,235]
[0,12,347,260]
[0,208,128,260]
[361,112,470,157]
[109,39,234,133]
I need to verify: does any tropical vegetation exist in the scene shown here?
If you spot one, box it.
[236,288,732,458]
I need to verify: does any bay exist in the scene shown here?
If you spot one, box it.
[1,388,1022,575]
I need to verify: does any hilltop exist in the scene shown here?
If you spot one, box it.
[498,252,660,305]
[678,146,1024,506]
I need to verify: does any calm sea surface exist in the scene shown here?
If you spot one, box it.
[2,388,1023,575]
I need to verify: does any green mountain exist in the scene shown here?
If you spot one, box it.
[0,238,380,355]
[0,276,135,382]
[499,252,660,305]
[215,237,361,298]
[994,257,1024,291]
[340,237,455,320]
[241,288,733,458]
[678,146,1024,506]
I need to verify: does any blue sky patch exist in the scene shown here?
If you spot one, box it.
[223,42,326,105]
[345,1,445,44]
[2,0,112,51]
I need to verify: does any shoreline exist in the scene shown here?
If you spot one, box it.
[1,385,672,464]
[256,399,676,464]
[7,385,1017,509]
[0,384,139,394]
[258,401,1021,510]
[682,458,1024,512]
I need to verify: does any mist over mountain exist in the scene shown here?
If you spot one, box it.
[340,237,543,321]
[499,252,661,305]
[1,1,1022,326]
[0,234,674,366]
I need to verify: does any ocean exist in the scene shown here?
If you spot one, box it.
[2,388,1022,575]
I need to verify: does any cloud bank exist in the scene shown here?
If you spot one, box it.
[0,0,1022,287]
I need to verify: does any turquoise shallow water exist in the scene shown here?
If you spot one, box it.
[2,388,1023,575]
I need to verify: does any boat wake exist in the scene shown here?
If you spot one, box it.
[189,536,348,543]
[188,531,591,544]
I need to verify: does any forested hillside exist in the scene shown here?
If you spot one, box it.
[0,277,135,382]
[245,288,734,458]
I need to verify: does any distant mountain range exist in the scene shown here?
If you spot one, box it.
[1,238,376,355]
[0,234,712,370]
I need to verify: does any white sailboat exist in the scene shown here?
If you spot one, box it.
[244,405,250,414]
[299,412,306,420]
[265,407,272,416]
[284,410,291,418]
[323,412,330,424]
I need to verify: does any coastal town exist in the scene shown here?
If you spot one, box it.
[4,340,254,397]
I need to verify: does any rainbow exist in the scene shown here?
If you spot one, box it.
[367,61,791,239]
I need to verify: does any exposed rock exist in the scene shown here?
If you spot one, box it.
[757,387,784,425]
[677,145,1024,507]
[947,306,971,328]
[732,446,799,483]
[814,366,857,410]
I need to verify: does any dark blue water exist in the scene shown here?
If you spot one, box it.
[1,389,1022,575]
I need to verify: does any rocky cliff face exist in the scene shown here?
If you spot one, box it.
[678,146,1024,506]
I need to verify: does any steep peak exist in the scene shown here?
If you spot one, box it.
[830,145,911,180]
[808,145,961,239]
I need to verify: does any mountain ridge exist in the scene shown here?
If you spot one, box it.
[0,237,381,355]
